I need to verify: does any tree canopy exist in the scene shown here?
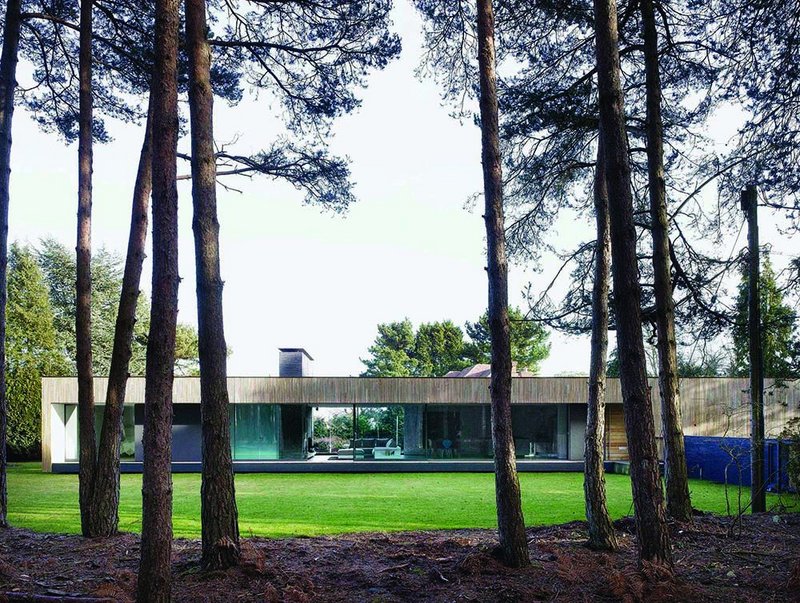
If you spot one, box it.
[360,309,550,377]
[463,307,550,373]
[5,244,68,457]
[33,238,201,376]
[2,238,205,458]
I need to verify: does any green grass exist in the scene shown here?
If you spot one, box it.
[7,463,797,538]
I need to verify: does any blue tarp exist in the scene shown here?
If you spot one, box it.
[684,435,793,492]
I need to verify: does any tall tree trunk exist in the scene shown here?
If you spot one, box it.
[185,0,240,570]
[0,0,22,530]
[91,100,153,537]
[584,132,617,551]
[476,0,530,569]
[76,0,96,537]
[136,0,180,599]
[743,185,765,513]
[640,0,692,523]
[592,0,672,566]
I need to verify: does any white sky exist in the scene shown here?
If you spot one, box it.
[8,1,790,378]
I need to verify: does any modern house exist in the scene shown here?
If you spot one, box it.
[41,348,799,474]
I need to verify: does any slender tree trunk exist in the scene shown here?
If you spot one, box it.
[186,0,240,570]
[91,100,153,537]
[584,133,617,551]
[476,0,530,569]
[640,0,692,523]
[743,185,765,513]
[136,0,180,599]
[592,0,672,566]
[0,0,22,530]
[76,0,97,537]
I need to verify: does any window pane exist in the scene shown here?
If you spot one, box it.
[232,404,279,460]
[121,406,135,460]
[512,405,567,459]
[64,404,78,462]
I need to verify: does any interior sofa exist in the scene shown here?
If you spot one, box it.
[336,438,402,459]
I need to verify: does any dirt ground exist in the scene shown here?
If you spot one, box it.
[0,513,797,602]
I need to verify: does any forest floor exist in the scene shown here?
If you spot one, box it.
[0,512,797,602]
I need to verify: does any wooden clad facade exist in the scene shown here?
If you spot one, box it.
[660,377,797,439]
[605,405,628,461]
[42,375,607,407]
[42,375,800,433]
[41,376,800,471]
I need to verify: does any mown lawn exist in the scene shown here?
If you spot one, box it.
[8,463,797,538]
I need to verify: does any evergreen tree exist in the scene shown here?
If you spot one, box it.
[594,0,672,564]
[414,321,469,377]
[34,238,199,375]
[361,320,419,377]
[137,0,180,597]
[0,0,22,528]
[91,98,153,538]
[707,0,800,214]
[584,136,617,551]
[36,238,141,373]
[75,0,97,537]
[361,310,549,377]
[677,351,727,377]
[186,0,239,570]
[475,0,530,567]
[464,307,550,372]
[731,256,799,378]
[5,244,68,457]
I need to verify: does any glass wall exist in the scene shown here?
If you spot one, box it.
[335,403,569,460]
[64,404,78,462]
[511,405,568,459]
[314,406,405,459]
[426,405,492,458]
[281,405,314,459]
[311,406,354,453]
[230,404,279,460]
[61,402,308,463]
[61,404,135,462]
[91,406,135,460]
[59,402,571,464]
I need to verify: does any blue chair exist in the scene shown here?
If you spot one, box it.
[442,439,454,458]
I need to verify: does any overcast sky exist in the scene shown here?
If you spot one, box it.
[8,1,788,378]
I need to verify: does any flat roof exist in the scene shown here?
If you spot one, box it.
[41,375,790,411]
[278,348,314,361]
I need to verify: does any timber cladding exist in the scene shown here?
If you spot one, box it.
[41,376,800,439]
[42,377,800,470]
[662,378,799,439]
[42,376,606,406]
[40,376,800,468]
[605,405,628,461]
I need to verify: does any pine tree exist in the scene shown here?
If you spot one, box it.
[640,0,692,523]
[137,0,180,598]
[593,0,672,566]
[732,256,799,379]
[584,135,617,551]
[0,0,22,529]
[476,0,530,568]
[186,0,239,570]
[361,311,549,377]
[464,308,550,372]
[361,320,418,377]
[76,0,97,536]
